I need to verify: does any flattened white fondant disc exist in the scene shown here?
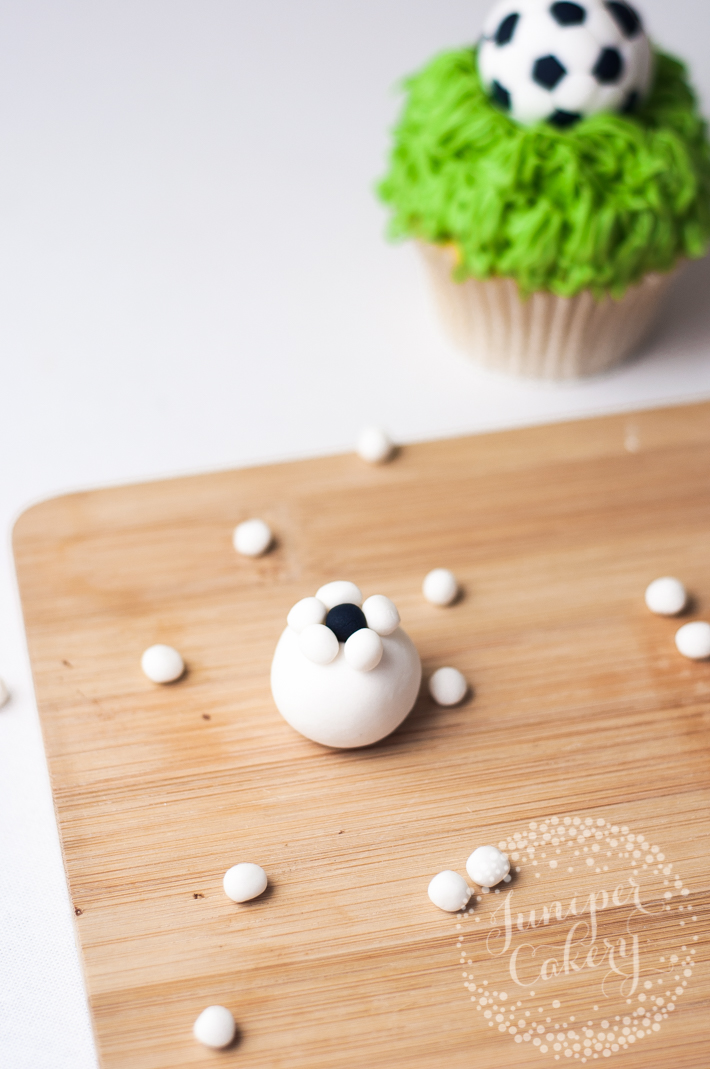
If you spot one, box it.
[271,625,421,748]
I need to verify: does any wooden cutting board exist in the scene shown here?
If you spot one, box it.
[14,402,710,1069]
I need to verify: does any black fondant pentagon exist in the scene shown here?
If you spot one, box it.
[533,55,567,90]
[605,0,642,37]
[550,2,586,26]
[593,47,623,84]
[495,12,520,45]
[621,89,639,113]
[492,80,512,111]
[325,603,367,643]
[548,109,582,128]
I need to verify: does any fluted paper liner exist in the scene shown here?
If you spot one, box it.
[420,243,677,380]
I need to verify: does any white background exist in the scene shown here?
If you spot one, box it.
[1,2,709,1065]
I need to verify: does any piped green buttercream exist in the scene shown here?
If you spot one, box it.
[378,49,710,298]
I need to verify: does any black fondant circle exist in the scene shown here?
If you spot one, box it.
[325,603,368,643]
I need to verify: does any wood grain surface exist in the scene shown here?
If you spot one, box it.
[13,402,710,1069]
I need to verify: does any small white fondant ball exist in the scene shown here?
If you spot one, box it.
[287,597,327,633]
[193,1005,236,1049]
[316,580,362,609]
[299,623,339,665]
[0,677,9,709]
[428,870,471,912]
[223,862,268,903]
[423,568,459,606]
[141,644,185,684]
[363,594,400,636]
[356,426,394,464]
[428,666,468,706]
[675,621,710,660]
[645,577,687,616]
[233,518,272,557]
[466,845,510,888]
[344,628,383,672]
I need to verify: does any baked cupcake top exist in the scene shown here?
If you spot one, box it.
[379,35,710,298]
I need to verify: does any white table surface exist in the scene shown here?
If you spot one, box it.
[1,1,709,1065]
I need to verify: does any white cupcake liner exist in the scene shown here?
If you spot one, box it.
[419,242,678,380]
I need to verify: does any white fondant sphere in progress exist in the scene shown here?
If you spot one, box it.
[272,586,421,748]
[423,568,459,606]
[233,518,272,557]
[316,580,362,609]
[344,628,384,672]
[287,597,327,633]
[363,594,401,636]
[193,1005,236,1049]
[466,845,510,888]
[428,870,472,912]
[356,426,395,464]
[299,624,339,665]
[645,577,687,616]
[223,863,268,903]
[141,644,185,684]
[428,667,468,706]
[478,0,653,129]
[675,621,710,661]
[0,677,9,708]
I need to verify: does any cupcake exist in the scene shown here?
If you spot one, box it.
[379,0,710,379]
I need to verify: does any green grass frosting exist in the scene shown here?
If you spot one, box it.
[379,48,710,298]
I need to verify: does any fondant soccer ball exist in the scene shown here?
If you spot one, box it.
[271,581,422,748]
[478,0,653,127]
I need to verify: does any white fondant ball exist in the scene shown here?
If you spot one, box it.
[428,870,472,912]
[316,580,362,609]
[141,644,185,684]
[287,597,327,633]
[356,426,395,463]
[299,624,339,665]
[363,594,400,635]
[193,1005,236,1049]
[675,621,710,661]
[233,518,272,557]
[223,863,268,903]
[478,0,653,128]
[344,628,384,672]
[428,666,468,706]
[645,577,687,616]
[423,568,459,606]
[0,677,9,708]
[271,625,421,748]
[466,845,510,888]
